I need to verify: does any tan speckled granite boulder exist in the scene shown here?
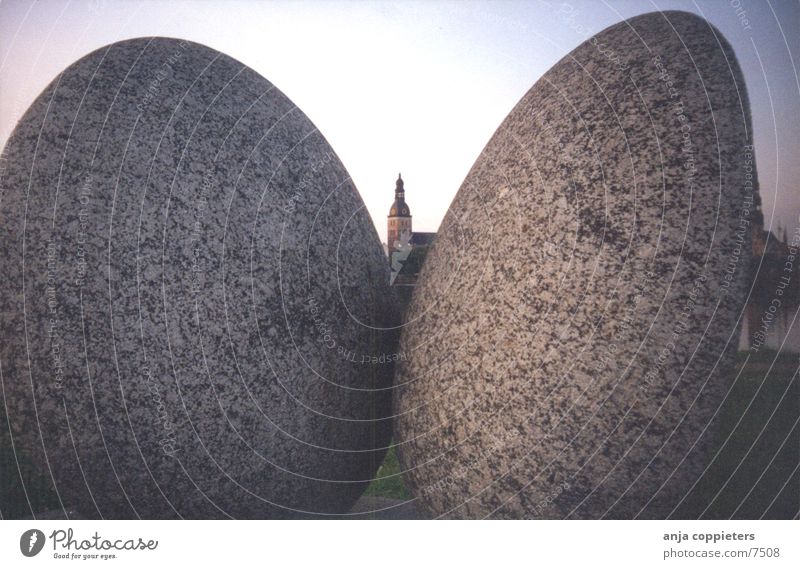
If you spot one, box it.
[394,11,755,519]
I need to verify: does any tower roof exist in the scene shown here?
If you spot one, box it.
[389,173,411,217]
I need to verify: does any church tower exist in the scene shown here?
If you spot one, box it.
[387,173,412,255]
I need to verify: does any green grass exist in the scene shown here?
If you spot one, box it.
[364,444,411,500]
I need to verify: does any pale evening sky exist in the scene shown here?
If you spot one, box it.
[1,0,798,241]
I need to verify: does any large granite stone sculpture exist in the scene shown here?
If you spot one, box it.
[394,11,756,519]
[0,38,397,518]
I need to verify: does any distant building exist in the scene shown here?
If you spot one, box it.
[386,174,435,303]
[752,192,792,259]
[739,194,799,352]
[387,173,412,259]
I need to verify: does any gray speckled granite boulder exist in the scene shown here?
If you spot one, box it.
[0,37,397,519]
[394,11,755,519]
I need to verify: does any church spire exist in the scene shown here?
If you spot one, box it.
[388,172,413,258]
[388,173,410,217]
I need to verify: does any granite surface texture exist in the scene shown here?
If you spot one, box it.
[394,11,755,519]
[0,37,397,519]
